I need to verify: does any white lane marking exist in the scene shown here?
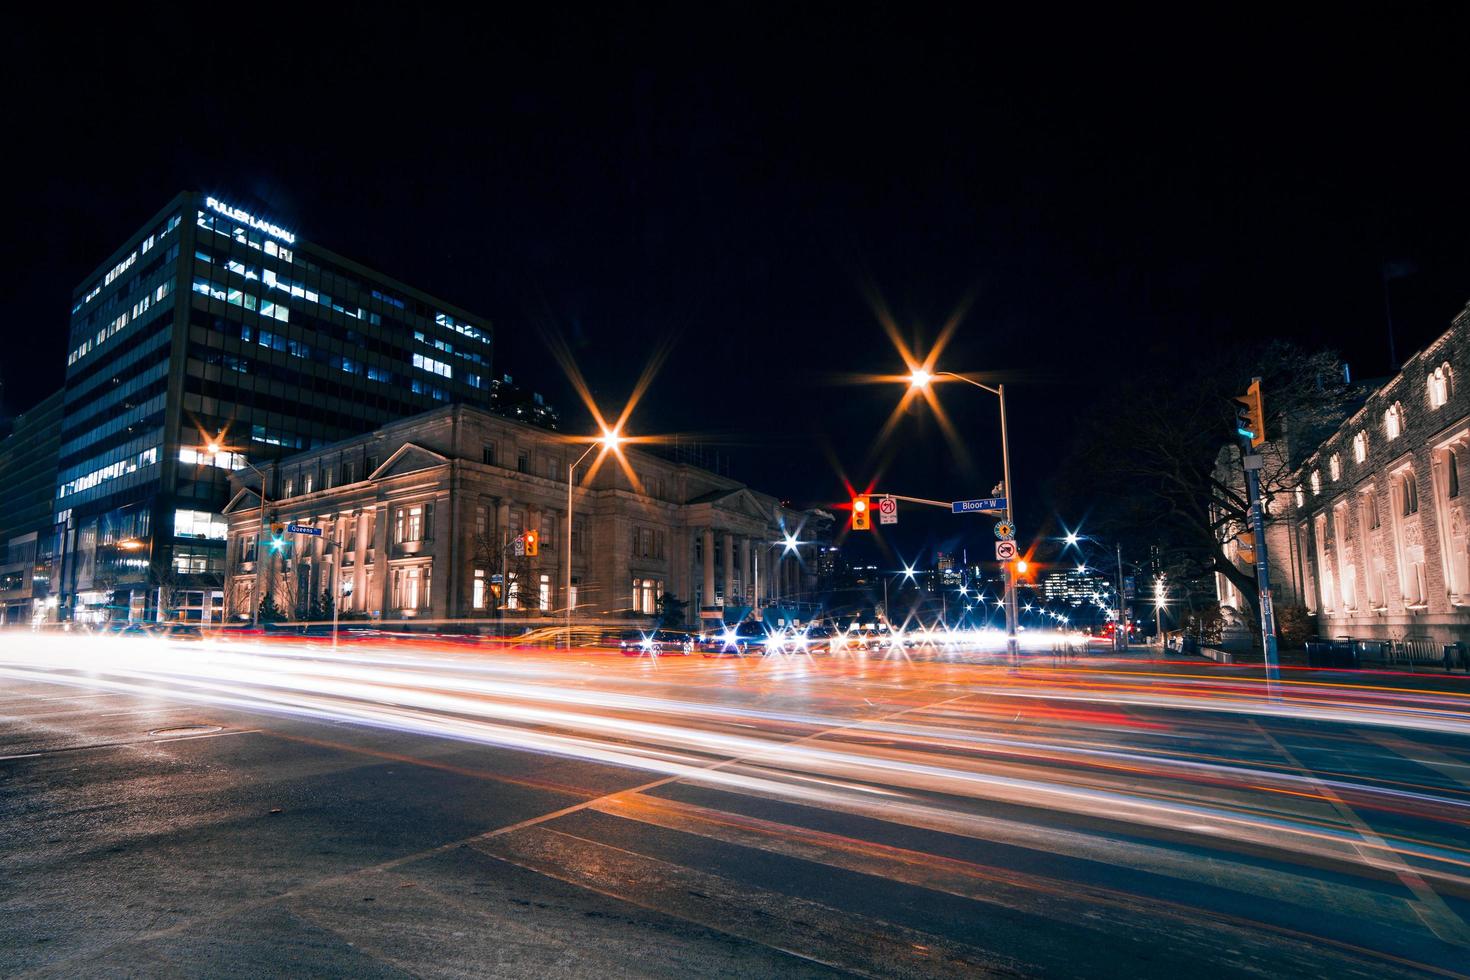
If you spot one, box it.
[1367,731,1470,791]
[1251,721,1470,948]
[0,727,262,761]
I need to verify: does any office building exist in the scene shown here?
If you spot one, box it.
[0,391,63,624]
[57,192,556,622]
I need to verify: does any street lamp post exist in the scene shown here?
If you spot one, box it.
[566,428,623,646]
[911,371,1019,667]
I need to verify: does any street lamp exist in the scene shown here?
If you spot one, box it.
[908,368,1020,667]
[567,427,624,643]
[207,440,270,627]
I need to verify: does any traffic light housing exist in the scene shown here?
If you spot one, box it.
[1234,380,1265,448]
[523,529,539,556]
[268,523,286,553]
[851,496,870,531]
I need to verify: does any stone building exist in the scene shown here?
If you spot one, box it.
[221,404,824,628]
[1277,300,1470,645]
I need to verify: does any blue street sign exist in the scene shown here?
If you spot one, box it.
[286,523,322,536]
[952,497,1007,514]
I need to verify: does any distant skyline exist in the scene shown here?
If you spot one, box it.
[8,7,1468,566]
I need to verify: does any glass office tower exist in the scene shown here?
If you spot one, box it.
[57,191,556,622]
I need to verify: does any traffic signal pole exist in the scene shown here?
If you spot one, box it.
[1241,448,1281,692]
[999,384,1019,670]
[1235,376,1280,695]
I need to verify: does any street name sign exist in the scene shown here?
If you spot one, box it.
[878,496,898,524]
[952,497,1006,514]
[287,523,322,536]
[995,540,1018,560]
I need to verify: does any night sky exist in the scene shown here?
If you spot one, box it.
[7,8,1468,565]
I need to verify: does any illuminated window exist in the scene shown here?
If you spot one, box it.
[1358,489,1385,608]
[539,574,551,611]
[412,353,452,378]
[1310,471,1321,496]
[1329,454,1341,481]
[1352,430,1368,463]
[174,509,227,540]
[395,505,424,543]
[1294,485,1305,509]
[632,577,662,615]
[391,564,430,610]
[1385,402,1403,440]
[1429,363,1453,409]
[473,568,486,609]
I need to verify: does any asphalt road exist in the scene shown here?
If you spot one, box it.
[3,634,1470,978]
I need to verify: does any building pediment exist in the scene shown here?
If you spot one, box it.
[369,443,449,481]
[221,486,263,515]
[684,486,774,523]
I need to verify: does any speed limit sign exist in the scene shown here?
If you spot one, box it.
[995,540,1017,561]
[878,496,898,524]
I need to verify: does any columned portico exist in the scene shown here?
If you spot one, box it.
[740,537,752,605]
[701,527,716,621]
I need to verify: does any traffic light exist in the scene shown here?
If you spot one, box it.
[851,496,870,531]
[523,529,539,556]
[268,523,287,553]
[1234,379,1265,448]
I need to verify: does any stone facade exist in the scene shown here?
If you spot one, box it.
[222,404,823,628]
[1282,301,1470,645]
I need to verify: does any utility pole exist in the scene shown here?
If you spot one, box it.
[1116,542,1128,651]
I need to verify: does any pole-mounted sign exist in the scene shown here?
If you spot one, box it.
[878,496,898,524]
[952,496,1006,514]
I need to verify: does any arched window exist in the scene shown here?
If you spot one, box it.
[1329,454,1341,481]
[1310,470,1322,496]
[1385,402,1404,440]
[1449,449,1461,499]
[1400,470,1419,516]
[1429,363,1453,409]
[1352,430,1368,463]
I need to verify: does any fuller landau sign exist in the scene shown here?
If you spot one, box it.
[206,196,296,245]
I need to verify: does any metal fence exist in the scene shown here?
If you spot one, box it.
[1307,635,1467,671]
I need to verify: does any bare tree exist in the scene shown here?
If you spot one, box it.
[1062,339,1354,631]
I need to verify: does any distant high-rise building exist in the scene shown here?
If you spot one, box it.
[56,192,556,622]
[1043,567,1113,608]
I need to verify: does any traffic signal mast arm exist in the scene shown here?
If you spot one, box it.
[872,493,991,511]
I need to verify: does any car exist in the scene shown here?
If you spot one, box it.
[699,620,777,656]
[161,623,204,641]
[618,628,694,656]
[798,623,836,653]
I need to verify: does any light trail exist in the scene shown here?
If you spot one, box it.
[5,630,1470,900]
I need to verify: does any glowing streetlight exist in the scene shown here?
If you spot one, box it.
[895,365,1019,666]
[568,426,628,639]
